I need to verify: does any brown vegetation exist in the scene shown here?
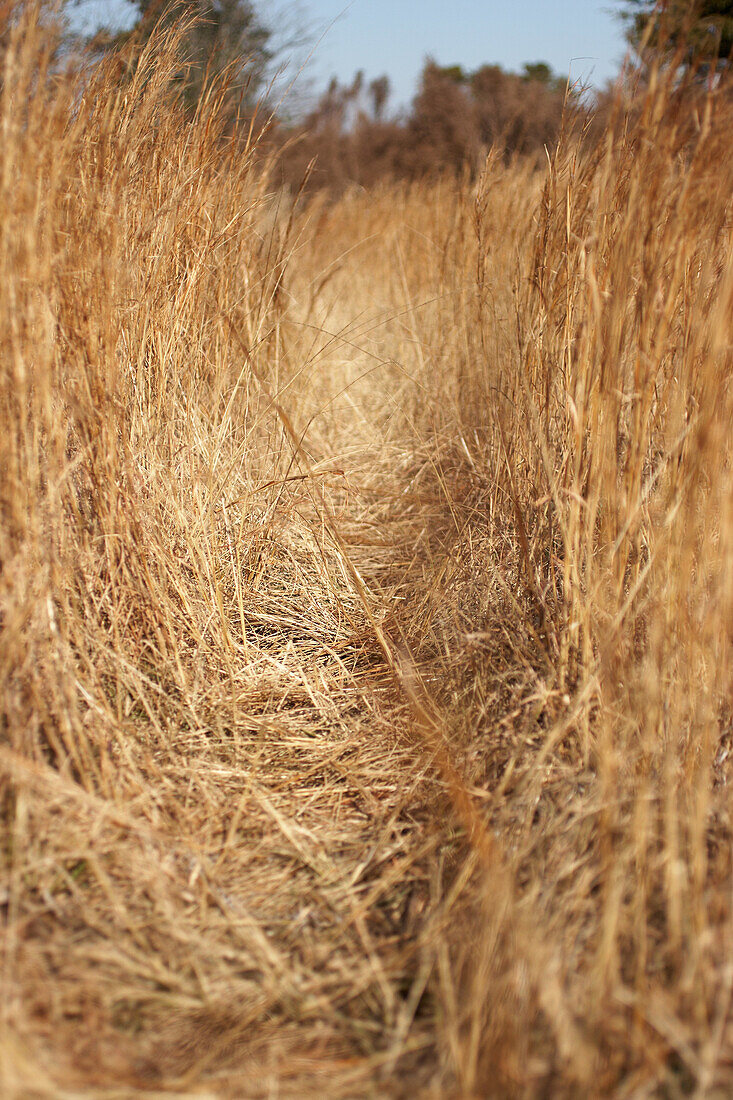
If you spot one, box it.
[2,7,733,1098]
[273,60,567,193]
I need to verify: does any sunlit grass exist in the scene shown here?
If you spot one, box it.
[1,7,733,1096]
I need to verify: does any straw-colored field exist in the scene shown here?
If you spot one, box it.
[2,11,733,1098]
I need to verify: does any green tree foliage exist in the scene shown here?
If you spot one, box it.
[87,0,273,114]
[521,61,553,84]
[437,64,468,84]
[619,1,733,65]
[522,61,567,92]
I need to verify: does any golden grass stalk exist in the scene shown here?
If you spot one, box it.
[2,5,733,1096]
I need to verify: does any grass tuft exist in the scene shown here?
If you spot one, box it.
[2,8,733,1097]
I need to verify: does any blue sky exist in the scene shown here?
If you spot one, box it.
[77,1,630,109]
[300,1,628,107]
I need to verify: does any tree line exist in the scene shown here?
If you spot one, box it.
[270,60,568,193]
[5,0,732,193]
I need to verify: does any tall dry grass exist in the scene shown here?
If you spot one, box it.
[2,6,733,1097]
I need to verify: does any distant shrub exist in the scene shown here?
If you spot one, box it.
[271,58,569,194]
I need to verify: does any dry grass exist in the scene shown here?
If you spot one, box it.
[2,8,733,1098]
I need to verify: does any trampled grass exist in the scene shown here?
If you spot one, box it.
[2,8,733,1097]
